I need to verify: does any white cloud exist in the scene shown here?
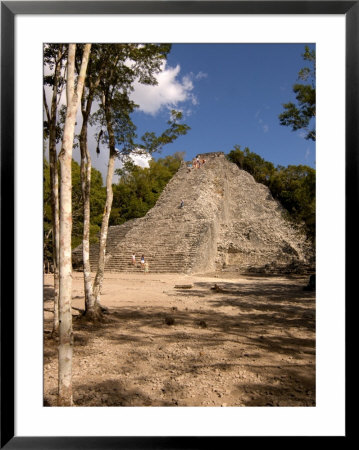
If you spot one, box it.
[111,151,152,183]
[130,62,198,115]
[258,118,269,133]
[195,71,208,80]
[44,58,201,181]
[255,108,270,133]
[129,152,152,168]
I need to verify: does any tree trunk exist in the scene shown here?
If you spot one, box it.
[92,106,116,307]
[92,151,116,306]
[79,96,100,319]
[44,46,63,334]
[58,43,91,406]
[49,146,60,334]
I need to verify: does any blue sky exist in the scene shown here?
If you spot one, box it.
[60,43,315,179]
[129,43,315,170]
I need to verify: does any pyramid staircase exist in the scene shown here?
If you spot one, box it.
[72,219,137,271]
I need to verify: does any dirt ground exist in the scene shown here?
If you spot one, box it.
[43,271,315,407]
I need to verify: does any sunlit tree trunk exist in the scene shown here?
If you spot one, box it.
[79,94,99,318]
[58,43,91,406]
[92,104,116,307]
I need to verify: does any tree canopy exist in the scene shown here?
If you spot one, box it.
[279,46,316,141]
[89,44,176,160]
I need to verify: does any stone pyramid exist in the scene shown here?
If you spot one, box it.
[73,152,314,274]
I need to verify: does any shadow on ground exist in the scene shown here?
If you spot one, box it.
[44,276,315,407]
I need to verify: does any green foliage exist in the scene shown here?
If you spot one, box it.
[89,44,175,158]
[269,165,315,240]
[43,159,106,258]
[111,153,184,224]
[81,45,190,163]
[139,111,191,154]
[279,46,316,141]
[227,146,315,241]
[70,160,106,248]
[227,145,275,186]
[43,44,67,142]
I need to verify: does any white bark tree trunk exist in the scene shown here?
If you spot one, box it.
[80,99,98,317]
[92,107,116,307]
[92,151,116,306]
[58,43,91,406]
[80,71,104,319]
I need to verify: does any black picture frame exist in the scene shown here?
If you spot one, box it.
[1,1,354,447]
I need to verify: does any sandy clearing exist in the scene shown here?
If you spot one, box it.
[44,271,315,407]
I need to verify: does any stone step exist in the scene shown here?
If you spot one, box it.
[106,253,194,258]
